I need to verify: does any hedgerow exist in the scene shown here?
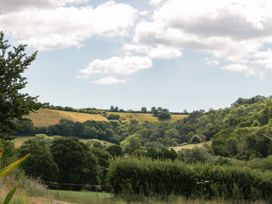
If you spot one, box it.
[107,157,272,201]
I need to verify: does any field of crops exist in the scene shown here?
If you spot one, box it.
[25,109,187,127]
[25,109,107,127]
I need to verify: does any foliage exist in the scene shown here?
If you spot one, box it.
[50,137,99,185]
[177,148,216,164]
[106,114,120,120]
[146,147,177,160]
[106,145,123,157]
[151,107,171,120]
[0,154,30,204]
[18,136,58,181]
[107,157,272,201]
[90,147,112,184]
[0,32,40,137]
[0,139,15,168]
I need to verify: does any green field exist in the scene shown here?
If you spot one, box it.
[12,136,112,148]
[49,190,123,204]
[48,190,264,204]
[171,142,212,152]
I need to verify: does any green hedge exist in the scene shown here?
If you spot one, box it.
[107,157,272,201]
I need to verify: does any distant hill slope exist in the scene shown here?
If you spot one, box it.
[108,112,187,123]
[25,109,107,127]
[25,108,187,127]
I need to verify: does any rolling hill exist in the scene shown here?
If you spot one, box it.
[25,108,187,127]
[24,109,107,127]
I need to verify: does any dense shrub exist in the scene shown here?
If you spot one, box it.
[107,157,272,201]
[106,114,120,120]
[177,148,215,164]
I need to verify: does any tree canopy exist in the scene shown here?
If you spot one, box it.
[0,31,40,137]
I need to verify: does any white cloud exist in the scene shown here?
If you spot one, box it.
[149,0,166,6]
[123,43,181,59]
[222,63,263,77]
[79,56,152,78]
[149,45,182,59]
[0,0,89,13]
[129,0,272,76]
[92,76,127,85]
[206,58,220,66]
[0,1,138,50]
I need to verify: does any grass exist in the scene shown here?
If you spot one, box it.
[49,190,124,204]
[25,109,107,127]
[11,136,35,148]
[171,142,212,152]
[25,109,187,127]
[11,136,113,148]
[47,190,266,204]
[109,112,187,122]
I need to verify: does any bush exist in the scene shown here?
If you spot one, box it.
[178,148,215,164]
[106,114,120,120]
[107,157,272,201]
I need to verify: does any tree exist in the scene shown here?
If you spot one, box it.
[106,144,123,157]
[0,32,40,137]
[50,137,99,184]
[121,134,142,154]
[157,109,171,120]
[90,147,112,184]
[141,107,147,113]
[19,136,59,181]
[151,107,157,116]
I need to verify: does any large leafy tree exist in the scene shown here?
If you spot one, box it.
[51,137,99,184]
[0,31,40,137]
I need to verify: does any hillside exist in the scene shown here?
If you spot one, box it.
[25,109,107,127]
[25,108,187,127]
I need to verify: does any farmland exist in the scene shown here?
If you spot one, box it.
[24,108,187,127]
[24,109,107,127]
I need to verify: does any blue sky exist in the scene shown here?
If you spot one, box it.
[1,0,272,111]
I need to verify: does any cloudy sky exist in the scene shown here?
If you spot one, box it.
[1,0,272,111]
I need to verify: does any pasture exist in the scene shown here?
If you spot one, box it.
[171,142,212,152]
[24,108,187,127]
[25,109,107,127]
[109,111,187,122]
[48,190,265,204]
[11,136,112,148]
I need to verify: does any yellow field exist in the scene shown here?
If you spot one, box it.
[24,108,188,127]
[171,142,212,152]
[108,112,187,122]
[25,109,107,127]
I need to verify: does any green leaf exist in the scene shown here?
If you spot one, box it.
[0,153,30,178]
[3,186,17,204]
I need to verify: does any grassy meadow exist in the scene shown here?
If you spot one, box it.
[171,142,212,152]
[11,136,112,148]
[24,108,187,127]
[24,109,107,127]
[46,190,268,204]
[108,111,187,122]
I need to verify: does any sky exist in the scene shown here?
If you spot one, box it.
[1,0,272,112]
